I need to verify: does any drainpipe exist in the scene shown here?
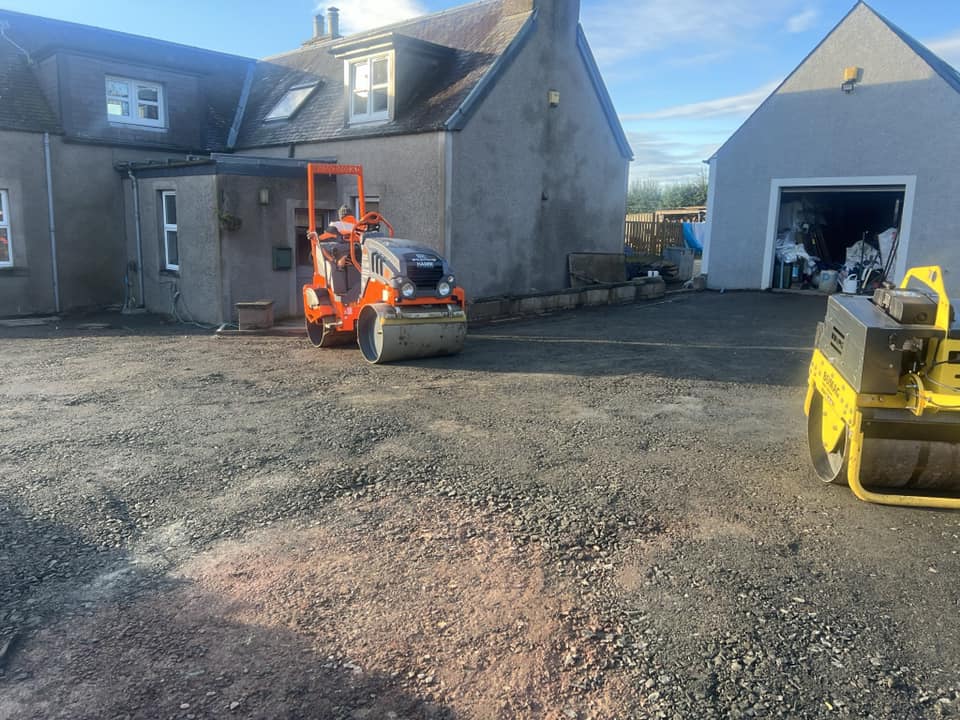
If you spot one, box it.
[127,170,145,308]
[42,132,60,313]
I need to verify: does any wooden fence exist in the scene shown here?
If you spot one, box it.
[624,219,685,257]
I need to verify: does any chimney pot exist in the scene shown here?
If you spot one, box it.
[327,6,340,39]
[313,13,325,38]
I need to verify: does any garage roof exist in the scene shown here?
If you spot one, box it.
[710,2,960,162]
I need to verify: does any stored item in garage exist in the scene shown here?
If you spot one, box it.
[804,266,960,508]
[302,163,467,363]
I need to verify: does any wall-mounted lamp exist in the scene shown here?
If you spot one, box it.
[548,89,560,108]
[841,66,861,93]
[258,187,270,205]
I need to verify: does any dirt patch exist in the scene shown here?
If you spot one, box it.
[2,494,627,719]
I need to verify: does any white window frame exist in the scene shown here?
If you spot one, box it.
[0,190,11,268]
[106,76,165,128]
[348,54,390,124]
[264,82,318,122]
[161,191,179,271]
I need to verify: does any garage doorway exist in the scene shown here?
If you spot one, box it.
[762,176,916,290]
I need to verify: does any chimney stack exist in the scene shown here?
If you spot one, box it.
[313,13,326,38]
[327,7,340,39]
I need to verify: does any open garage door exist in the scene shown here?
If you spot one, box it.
[762,177,915,291]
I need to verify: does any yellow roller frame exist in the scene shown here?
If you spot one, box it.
[804,266,960,509]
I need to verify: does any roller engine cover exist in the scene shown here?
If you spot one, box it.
[361,236,454,296]
[816,294,942,394]
[872,288,938,325]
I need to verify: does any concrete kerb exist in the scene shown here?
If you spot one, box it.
[469,276,666,325]
[213,277,668,336]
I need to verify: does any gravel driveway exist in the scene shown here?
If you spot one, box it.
[1,291,959,719]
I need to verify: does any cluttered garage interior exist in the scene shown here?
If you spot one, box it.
[772,184,905,294]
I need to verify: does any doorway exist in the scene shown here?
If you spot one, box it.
[762,176,916,290]
[294,208,332,315]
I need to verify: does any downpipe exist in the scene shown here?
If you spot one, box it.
[127,170,145,309]
[42,132,60,313]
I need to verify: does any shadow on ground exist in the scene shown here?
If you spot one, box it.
[2,292,828,386]
[411,292,828,385]
[0,499,454,720]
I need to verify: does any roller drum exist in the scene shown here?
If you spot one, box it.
[357,303,466,364]
[859,435,960,492]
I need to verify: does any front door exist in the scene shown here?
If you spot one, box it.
[294,209,331,315]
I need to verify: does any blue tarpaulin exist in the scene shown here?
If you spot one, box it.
[682,222,705,252]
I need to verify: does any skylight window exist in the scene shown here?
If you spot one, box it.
[265,83,318,121]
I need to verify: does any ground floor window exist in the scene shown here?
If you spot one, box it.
[161,191,179,271]
[354,195,380,218]
[0,190,11,267]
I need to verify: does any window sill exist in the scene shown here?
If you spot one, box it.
[0,266,29,277]
[160,269,180,280]
[108,121,168,132]
[348,116,390,127]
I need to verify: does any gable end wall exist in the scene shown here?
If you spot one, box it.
[709,4,960,292]
[448,10,628,299]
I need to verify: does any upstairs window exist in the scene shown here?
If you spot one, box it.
[349,55,389,123]
[265,82,318,121]
[106,76,165,128]
[0,190,11,267]
[161,191,179,271]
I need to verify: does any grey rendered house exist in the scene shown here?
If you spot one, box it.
[0,0,631,323]
[0,9,249,316]
[704,2,960,293]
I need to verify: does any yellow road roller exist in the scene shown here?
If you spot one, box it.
[805,266,960,509]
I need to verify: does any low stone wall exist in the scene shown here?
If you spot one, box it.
[469,276,666,324]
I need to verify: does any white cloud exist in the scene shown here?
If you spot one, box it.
[316,0,427,35]
[581,0,796,67]
[626,130,722,183]
[786,7,818,34]
[620,81,780,121]
[925,30,960,70]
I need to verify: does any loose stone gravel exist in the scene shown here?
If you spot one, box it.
[1,293,959,719]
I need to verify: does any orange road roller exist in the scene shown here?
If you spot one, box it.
[301,163,467,363]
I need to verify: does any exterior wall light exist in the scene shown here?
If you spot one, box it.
[258,187,270,205]
[841,66,861,93]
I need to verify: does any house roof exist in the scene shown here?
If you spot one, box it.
[234,0,532,148]
[711,1,960,161]
[0,19,60,133]
[0,2,628,159]
[870,5,960,96]
[0,8,251,147]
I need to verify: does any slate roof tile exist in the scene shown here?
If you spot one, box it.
[234,0,530,148]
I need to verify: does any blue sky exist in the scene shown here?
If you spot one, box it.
[4,0,960,183]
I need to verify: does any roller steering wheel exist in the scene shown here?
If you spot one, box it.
[356,211,394,237]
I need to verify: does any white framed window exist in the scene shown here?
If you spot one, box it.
[0,190,11,268]
[264,82,318,122]
[106,76,165,128]
[161,191,179,271]
[349,55,389,123]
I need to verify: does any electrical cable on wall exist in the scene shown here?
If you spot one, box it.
[169,283,218,330]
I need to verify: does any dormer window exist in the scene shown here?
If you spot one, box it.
[265,82,319,121]
[106,76,165,128]
[349,55,389,123]
[333,32,450,128]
